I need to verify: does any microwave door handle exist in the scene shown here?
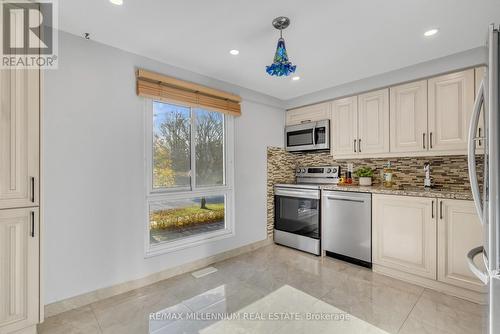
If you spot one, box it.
[468,79,485,225]
[466,246,489,284]
[312,122,317,146]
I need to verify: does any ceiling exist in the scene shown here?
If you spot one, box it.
[59,0,500,101]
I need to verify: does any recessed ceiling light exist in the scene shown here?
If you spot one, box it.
[109,0,123,5]
[424,28,439,37]
[229,49,239,55]
[292,76,300,81]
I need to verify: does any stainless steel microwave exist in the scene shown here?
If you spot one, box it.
[285,119,330,152]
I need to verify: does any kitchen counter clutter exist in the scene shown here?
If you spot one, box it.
[320,184,474,200]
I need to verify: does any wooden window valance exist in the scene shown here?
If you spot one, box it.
[136,69,241,116]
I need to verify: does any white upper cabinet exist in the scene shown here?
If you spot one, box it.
[0,69,39,210]
[357,89,390,155]
[475,66,486,149]
[428,69,475,152]
[390,80,428,153]
[331,97,358,157]
[437,199,487,293]
[285,102,331,126]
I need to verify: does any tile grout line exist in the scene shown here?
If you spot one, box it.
[90,305,105,334]
[397,288,425,333]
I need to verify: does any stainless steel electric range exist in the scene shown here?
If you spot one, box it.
[273,166,340,255]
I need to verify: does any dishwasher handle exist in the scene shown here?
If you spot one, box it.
[324,196,365,204]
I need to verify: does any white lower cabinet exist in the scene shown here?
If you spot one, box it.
[0,208,39,333]
[437,199,487,292]
[372,194,487,303]
[372,195,437,279]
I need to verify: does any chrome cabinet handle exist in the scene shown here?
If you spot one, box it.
[300,120,311,124]
[429,132,433,149]
[423,133,426,149]
[432,200,434,218]
[478,128,482,147]
[439,201,443,219]
[354,139,357,153]
[30,211,35,238]
[358,139,361,153]
[30,177,35,203]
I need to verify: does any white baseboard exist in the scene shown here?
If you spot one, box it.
[44,238,273,318]
[373,264,487,305]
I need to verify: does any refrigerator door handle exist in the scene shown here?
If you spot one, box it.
[468,79,485,225]
[467,246,489,285]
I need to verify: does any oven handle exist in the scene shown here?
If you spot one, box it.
[275,188,320,200]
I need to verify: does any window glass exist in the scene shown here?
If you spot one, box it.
[195,109,224,187]
[152,102,191,189]
[149,195,225,244]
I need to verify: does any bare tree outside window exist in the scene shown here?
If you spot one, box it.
[150,102,226,244]
[195,109,224,187]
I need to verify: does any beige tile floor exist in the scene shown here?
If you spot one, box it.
[38,244,487,334]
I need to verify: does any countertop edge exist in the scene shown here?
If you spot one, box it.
[319,185,473,201]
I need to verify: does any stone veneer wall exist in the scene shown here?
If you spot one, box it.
[266,146,483,238]
[266,148,297,238]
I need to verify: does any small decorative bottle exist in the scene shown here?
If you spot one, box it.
[346,163,353,184]
[383,161,394,188]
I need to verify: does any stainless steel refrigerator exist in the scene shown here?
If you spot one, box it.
[468,23,500,334]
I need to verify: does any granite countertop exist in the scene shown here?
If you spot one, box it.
[319,184,474,200]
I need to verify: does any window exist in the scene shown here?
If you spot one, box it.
[146,101,234,256]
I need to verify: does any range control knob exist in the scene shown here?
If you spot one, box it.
[301,168,306,173]
[332,168,337,174]
[327,168,332,173]
[296,168,301,174]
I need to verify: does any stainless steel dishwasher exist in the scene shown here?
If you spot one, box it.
[321,190,372,268]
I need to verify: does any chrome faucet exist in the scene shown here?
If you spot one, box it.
[424,162,432,188]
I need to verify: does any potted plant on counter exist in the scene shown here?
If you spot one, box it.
[355,167,374,186]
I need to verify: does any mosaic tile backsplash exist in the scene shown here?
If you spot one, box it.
[266,147,483,238]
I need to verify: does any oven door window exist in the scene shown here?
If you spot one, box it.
[275,196,320,239]
[287,129,314,147]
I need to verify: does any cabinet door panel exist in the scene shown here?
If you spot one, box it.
[438,200,487,292]
[285,102,330,126]
[0,68,39,209]
[390,80,428,153]
[331,97,358,157]
[358,89,390,155]
[428,69,474,152]
[0,208,39,332]
[373,195,437,279]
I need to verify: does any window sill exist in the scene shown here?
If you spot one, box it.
[144,228,235,258]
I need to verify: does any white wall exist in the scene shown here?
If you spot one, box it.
[43,32,284,304]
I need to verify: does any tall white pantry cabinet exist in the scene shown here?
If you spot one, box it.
[0,65,41,333]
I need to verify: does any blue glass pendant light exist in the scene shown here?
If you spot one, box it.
[266,17,297,77]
